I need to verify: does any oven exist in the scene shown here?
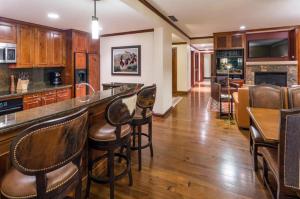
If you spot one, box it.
[0,98,23,116]
[0,43,16,63]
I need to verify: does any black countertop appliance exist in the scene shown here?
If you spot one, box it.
[49,72,62,85]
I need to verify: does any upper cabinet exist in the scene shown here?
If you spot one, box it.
[89,37,100,54]
[0,21,16,43]
[16,24,35,67]
[52,31,65,66]
[73,31,88,52]
[214,32,245,50]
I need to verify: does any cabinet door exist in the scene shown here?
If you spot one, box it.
[0,22,16,43]
[56,88,71,102]
[52,31,65,66]
[41,91,57,105]
[73,32,88,52]
[17,25,35,67]
[76,84,87,97]
[23,93,42,110]
[88,54,100,92]
[231,34,245,48]
[88,37,99,54]
[35,28,52,66]
[215,35,228,49]
[75,52,86,69]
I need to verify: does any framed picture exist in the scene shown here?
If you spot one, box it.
[111,45,141,76]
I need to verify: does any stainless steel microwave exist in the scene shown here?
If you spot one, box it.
[0,43,16,63]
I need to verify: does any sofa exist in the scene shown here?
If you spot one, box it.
[232,86,289,129]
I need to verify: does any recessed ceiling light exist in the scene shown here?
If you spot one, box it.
[240,25,246,30]
[48,13,59,19]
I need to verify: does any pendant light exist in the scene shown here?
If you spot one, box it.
[92,0,102,39]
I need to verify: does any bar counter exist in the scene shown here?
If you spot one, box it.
[0,83,143,180]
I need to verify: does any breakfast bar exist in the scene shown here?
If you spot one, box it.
[0,83,143,181]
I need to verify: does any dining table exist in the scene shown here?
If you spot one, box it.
[246,107,280,143]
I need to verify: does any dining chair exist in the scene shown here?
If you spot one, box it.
[1,108,89,199]
[288,86,300,109]
[249,85,284,171]
[261,109,300,199]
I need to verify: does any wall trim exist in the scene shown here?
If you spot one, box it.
[153,106,173,117]
[172,42,187,45]
[138,0,190,39]
[101,28,154,37]
[190,36,214,40]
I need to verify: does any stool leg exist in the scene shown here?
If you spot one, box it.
[108,150,115,199]
[138,125,142,171]
[85,149,92,198]
[149,120,154,157]
[127,139,133,186]
[75,178,82,199]
[132,125,136,148]
[253,144,258,172]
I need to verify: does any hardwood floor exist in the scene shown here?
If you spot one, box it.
[87,81,270,199]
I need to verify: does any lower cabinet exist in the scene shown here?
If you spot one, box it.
[23,88,71,110]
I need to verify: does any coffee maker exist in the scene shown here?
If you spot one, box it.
[49,72,62,85]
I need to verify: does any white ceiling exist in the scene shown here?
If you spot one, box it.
[147,0,300,37]
[0,0,154,34]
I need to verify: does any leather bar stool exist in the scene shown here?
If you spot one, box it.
[131,84,157,171]
[0,108,89,199]
[249,85,284,172]
[85,92,137,199]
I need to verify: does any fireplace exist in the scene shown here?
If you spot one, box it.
[255,72,287,87]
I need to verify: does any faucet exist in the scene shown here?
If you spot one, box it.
[77,83,96,102]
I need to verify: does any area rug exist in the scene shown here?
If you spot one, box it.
[206,97,233,113]
[172,96,183,108]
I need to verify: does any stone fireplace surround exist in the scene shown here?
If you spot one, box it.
[245,61,298,87]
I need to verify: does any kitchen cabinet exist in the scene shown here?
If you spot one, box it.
[41,90,57,105]
[16,24,35,67]
[88,53,100,92]
[23,93,42,110]
[52,31,65,66]
[57,88,71,102]
[34,28,52,66]
[0,21,16,43]
[23,88,72,110]
[214,32,245,50]
[75,84,87,97]
[73,31,88,52]
[88,38,100,54]
[75,52,87,69]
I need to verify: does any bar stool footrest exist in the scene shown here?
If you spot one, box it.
[131,132,151,150]
[89,153,130,184]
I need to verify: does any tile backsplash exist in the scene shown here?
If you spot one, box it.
[0,64,63,91]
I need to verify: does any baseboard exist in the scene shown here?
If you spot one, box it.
[153,106,173,117]
[174,89,191,95]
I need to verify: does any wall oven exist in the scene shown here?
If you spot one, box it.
[0,43,16,63]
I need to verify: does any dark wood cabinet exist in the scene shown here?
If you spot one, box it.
[23,93,42,110]
[88,53,100,92]
[41,90,57,105]
[0,21,16,43]
[75,84,87,97]
[89,38,100,54]
[34,28,52,66]
[75,52,87,69]
[52,31,65,66]
[57,88,71,102]
[73,31,88,52]
[214,32,245,50]
[16,25,35,67]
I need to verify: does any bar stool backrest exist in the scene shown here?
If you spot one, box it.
[279,109,300,194]
[105,92,137,126]
[249,84,284,109]
[288,86,300,109]
[11,108,89,175]
[137,84,157,110]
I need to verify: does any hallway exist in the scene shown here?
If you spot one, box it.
[89,82,270,199]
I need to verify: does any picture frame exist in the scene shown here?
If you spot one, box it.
[111,45,141,76]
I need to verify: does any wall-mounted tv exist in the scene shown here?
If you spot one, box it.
[247,30,295,61]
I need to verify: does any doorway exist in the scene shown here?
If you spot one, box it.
[200,52,214,80]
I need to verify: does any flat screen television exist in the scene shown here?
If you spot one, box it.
[248,38,289,59]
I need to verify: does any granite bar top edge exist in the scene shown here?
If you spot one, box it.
[0,84,73,100]
[0,83,143,134]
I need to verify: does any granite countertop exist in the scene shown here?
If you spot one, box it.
[0,84,73,100]
[0,83,143,133]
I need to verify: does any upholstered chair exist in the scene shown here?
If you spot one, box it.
[1,108,89,199]
[288,86,300,109]
[86,92,137,199]
[261,109,300,199]
[249,85,284,171]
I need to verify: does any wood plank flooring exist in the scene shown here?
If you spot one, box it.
[87,81,270,199]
